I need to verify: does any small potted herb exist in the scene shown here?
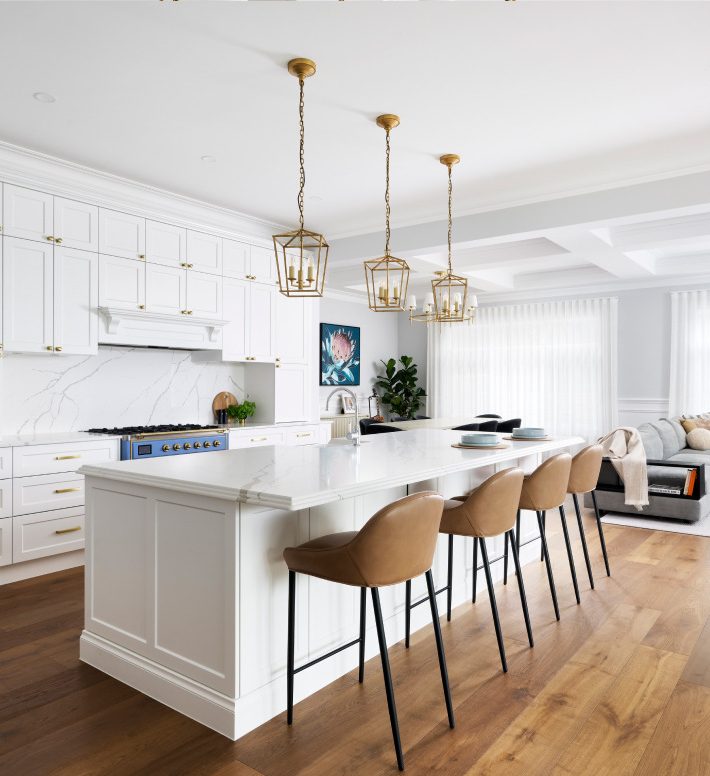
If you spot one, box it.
[227,400,256,426]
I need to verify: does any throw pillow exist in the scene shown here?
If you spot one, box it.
[680,418,710,433]
[687,428,710,450]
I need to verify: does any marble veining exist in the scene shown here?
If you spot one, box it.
[0,347,245,435]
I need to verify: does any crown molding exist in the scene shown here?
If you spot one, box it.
[0,140,286,246]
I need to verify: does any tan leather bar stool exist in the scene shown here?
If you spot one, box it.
[505,453,577,621]
[404,469,533,674]
[283,492,455,772]
[568,444,610,581]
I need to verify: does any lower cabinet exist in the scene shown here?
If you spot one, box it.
[0,518,11,567]
[0,480,11,519]
[228,423,325,449]
[12,507,85,563]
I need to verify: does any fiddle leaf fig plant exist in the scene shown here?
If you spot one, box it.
[375,355,426,420]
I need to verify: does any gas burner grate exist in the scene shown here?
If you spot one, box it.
[87,424,221,435]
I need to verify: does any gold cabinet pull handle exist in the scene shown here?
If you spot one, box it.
[54,487,81,494]
[55,237,63,245]
[46,235,55,242]
[181,262,188,268]
[55,346,63,352]
[46,345,54,351]
[55,454,81,461]
[296,433,311,438]
[188,263,194,269]
[55,526,82,535]
[251,437,268,442]
[138,304,145,310]
[138,254,146,260]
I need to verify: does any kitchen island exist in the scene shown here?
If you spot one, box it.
[80,429,583,739]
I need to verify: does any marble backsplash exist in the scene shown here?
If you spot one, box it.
[0,346,246,435]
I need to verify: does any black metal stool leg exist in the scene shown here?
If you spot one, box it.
[425,570,455,729]
[359,586,367,682]
[591,490,611,576]
[404,579,412,648]
[446,533,454,622]
[516,510,521,553]
[508,529,534,648]
[479,538,507,673]
[287,570,296,724]
[371,587,405,771]
[503,531,509,585]
[572,493,595,589]
[559,505,581,604]
[472,537,478,603]
[540,511,546,561]
[537,511,560,621]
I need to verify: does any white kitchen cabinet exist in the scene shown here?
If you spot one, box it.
[12,507,85,563]
[2,237,53,353]
[54,247,98,355]
[0,517,11,566]
[146,263,185,316]
[274,364,309,423]
[186,230,221,275]
[0,448,11,480]
[13,438,118,478]
[275,293,311,365]
[0,481,11,520]
[99,255,145,311]
[251,245,276,284]
[146,220,186,268]
[2,184,54,243]
[99,209,146,261]
[54,197,99,251]
[186,270,222,318]
[222,277,248,360]
[222,239,250,280]
[13,472,85,516]
[222,278,274,362]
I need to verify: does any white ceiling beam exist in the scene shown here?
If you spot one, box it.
[549,229,655,278]
[464,269,516,292]
[607,213,710,250]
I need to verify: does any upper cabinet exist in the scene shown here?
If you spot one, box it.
[99,209,146,261]
[2,185,53,243]
[54,198,98,251]
[98,255,145,311]
[274,293,311,365]
[146,220,186,268]
[186,230,221,275]
[53,247,98,355]
[223,239,275,285]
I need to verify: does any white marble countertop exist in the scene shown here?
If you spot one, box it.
[81,428,584,510]
[0,431,122,448]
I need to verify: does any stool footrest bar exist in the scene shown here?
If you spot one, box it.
[293,637,362,675]
[408,586,448,611]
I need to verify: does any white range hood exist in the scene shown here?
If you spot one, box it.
[98,307,227,350]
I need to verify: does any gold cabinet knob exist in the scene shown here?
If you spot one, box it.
[46,345,54,351]
[187,310,193,315]
[55,346,63,352]
[55,237,63,244]
[181,262,188,268]
[46,235,55,242]
[188,263,194,269]
[138,254,145,260]
[138,304,145,310]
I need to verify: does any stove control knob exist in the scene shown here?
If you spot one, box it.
[214,440,221,447]
[173,443,181,451]
[183,442,192,450]
[203,441,211,448]
[194,442,202,449]
[162,444,170,452]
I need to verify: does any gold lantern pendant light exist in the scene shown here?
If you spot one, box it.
[273,58,329,298]
[432,154,470,323]
[364,115,410,312]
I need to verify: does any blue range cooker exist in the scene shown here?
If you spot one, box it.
[86,424,229,460]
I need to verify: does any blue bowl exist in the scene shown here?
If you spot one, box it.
[512,427,546,438]
[462,433,499,446]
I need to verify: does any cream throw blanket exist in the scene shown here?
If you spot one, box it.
[597,427,649,510]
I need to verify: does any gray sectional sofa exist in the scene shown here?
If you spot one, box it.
[587,418,709,523]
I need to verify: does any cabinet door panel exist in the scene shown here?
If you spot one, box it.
[274,364,309,423]
[222,239,249,280]
[186,231,221,275]
[99,255,145,310]
[186,271,222,318]
[248,283,274,361]
[146,264,185,316]
[250,245,275,284]
[99,209,146,260]
[275,293,310,364]
[0,517,11,567]
[2,237,53,353]
[221,278,248,361]
[2,185,53,242]
[146,220,186,268]
[54,197,98,251]
[54,248,98,355]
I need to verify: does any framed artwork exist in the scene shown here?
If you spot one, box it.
[342,395,356,414]
[320,323,360,386]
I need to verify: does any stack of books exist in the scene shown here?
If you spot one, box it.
[648,467,697,497]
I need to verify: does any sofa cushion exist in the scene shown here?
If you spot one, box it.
[649,420,683,458]
[665,417,687,449]
[685,428,710,451]
[667,451,710,466]
[681,417,710,433]
[637,423,664,460]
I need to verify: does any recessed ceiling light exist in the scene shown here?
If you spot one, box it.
[201,155,216,163]
[33,92,56,103]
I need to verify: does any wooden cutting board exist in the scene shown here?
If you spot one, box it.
[212,392,238,414]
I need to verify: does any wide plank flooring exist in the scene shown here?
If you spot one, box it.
[1,503,709,775]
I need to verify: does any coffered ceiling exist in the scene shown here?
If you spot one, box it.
[1,2,710,301]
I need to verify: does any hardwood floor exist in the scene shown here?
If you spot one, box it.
[1,505,709,775]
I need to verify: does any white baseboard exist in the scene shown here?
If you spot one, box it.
[0,549,84,586]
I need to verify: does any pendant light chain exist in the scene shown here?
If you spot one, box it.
[298,76,306,232]
[447,163,453,274]
[384,128,391,257]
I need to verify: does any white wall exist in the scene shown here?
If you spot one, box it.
[0,347,246,436]
[318,296,400,414]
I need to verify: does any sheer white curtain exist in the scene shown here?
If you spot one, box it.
[427,297,618,442]
[669,289,710,415]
